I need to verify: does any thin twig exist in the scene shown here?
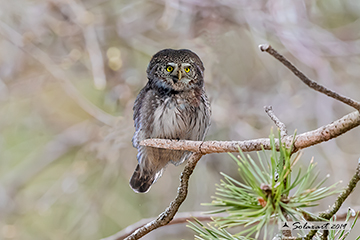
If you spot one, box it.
[101,153,203,240]
[259,44,360,112]
[265,106,288,138]
[303,158,360,240]
[263,105,291,238]
[140,111,360,154]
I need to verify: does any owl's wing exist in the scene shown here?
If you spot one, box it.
[132,83,151,148]
[184,89,211,141]
[196,90,211,141]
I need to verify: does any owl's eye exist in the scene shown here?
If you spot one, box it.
[166,66,174,72]
[184,66,190,73]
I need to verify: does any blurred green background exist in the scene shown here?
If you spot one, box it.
[1,0,360,239]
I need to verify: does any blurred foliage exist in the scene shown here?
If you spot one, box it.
[1,0,360,239]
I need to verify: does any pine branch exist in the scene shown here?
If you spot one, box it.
[303,158,360,240]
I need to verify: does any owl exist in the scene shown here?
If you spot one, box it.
[130,49,211,193]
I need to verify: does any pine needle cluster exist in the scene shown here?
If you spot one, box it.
[188,132,351,240]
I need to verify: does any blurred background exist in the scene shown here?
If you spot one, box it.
[1,0,360,239]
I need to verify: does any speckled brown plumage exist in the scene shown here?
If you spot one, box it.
[130,49,211,193]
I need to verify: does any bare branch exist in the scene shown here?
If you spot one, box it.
[101,153,203,240]
[105,204,360,240]
[264,106,288,138]
[104,211,227,240]
[141,111,360,154]
[142,138,272,153]
[259,44,360,111]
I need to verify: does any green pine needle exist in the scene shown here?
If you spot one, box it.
[313,208,359,240]
[189,130,343,240]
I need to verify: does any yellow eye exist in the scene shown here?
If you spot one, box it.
[184,66,190,73]
[166,66,173,72]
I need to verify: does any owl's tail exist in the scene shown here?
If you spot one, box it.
[129,164,162,193]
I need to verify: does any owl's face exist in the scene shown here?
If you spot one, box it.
[146,49,205,92]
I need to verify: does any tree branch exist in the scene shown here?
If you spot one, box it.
[303,158,360,240]
[104,211,227,240]
[141,110,360,154]
[264,107,291,238]
[111,206,360,240]
[106,109,360,240]
[101,153,203,240]
[265,106,288,138]
[259,44,360,112]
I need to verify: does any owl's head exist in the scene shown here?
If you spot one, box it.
[146,49,205,92]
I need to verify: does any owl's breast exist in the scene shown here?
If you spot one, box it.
[151,97,189,139]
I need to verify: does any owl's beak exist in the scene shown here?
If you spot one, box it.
[178,70,182,80]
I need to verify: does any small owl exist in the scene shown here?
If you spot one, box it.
[130,49,211,193]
